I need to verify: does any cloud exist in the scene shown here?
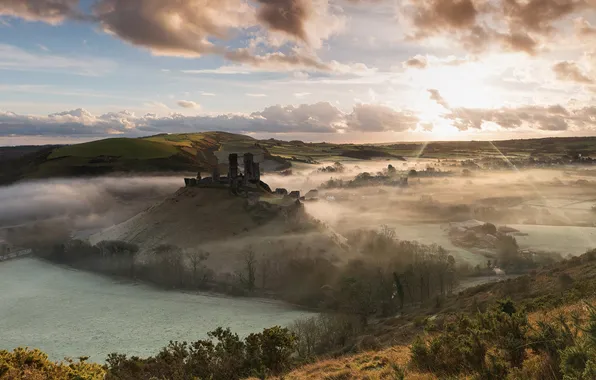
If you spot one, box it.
[93,0,253,57]
[223,49,332,71]
[346,104,419,132]
[0,44,116,76]
[6,100,596,138]
[400,0,594,54]
[575,17,596,36]
[0,0,80,24]
[177,100,200,109]
[0,102,426,137]
[403,55,428,69]
[397,54,470,71]
[91,0,343,71]
[427,89,449,109]
[2,0,372,73]
[246,93,267,97]
[181,67,251,75]
[255,0,313,42]
[294,92,311,97]
[408,0,478,37]
[446,104,596,132]
[499,31,538,55]
[553,61,593,84]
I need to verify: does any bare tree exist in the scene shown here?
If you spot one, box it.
[260,255,272,290]
[186,249,211,288]
[239,247,257,292]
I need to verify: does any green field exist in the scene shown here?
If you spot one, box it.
[49,138,179,160]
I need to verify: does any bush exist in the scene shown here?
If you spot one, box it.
[106,326,297,380]
[410,300,596,380]
[291,314,362,359]
[0,348,104,379]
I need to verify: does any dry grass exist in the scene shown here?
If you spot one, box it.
[528,296,596,325]
[257,346,436,380]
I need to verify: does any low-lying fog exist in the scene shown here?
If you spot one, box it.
[262,159,596,262]
[3,160,596,263]
[0,176,181,243]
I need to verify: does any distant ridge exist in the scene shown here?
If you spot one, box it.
[2,133,596,185]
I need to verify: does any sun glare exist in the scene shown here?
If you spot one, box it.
[412,63,504,110]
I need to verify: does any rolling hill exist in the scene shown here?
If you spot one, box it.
[0,132,288,185]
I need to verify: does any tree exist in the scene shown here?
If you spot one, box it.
[239,247,257,292]
[186,249,212,289]
[260,256,272,290]
[152,244,185,288]
[96,240,139,276]
[393,272,405,310]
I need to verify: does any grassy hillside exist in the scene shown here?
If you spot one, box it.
[0,132,269,185]
[49,138,178,160]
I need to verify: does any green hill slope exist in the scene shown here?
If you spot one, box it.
[0,132,281,185]
[49,138,179,160]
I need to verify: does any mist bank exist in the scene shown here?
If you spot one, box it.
[0,176,182,245]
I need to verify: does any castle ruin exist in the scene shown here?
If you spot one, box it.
[184,150,269,194]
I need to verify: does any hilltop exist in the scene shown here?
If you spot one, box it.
[0,132,288,185]
[87,186,349,276]
[3,133,596,185]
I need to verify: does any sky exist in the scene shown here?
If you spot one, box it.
[1,0,596,145]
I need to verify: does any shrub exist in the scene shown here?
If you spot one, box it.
[410,300,596,380]
[0,348,104,379]
[105,326,297,380]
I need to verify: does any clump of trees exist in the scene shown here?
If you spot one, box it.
[290,314,363,360]
[37,240,214,291]
[105,326,296,380]
[317,162,345,173]
[37,225,459,326]
[410,299,596,380]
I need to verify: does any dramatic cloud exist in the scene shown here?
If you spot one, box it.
[401,0,595,54]
[255,0,313,41]
[0,0,80,24]
[93,0,253,57]
[553,61,594,84]
[502,0,584,34]
[177,100,200,109]
[346,104,419,132]
[408,0,478,37]
[2,0,346,71]
[499,32,538,55]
